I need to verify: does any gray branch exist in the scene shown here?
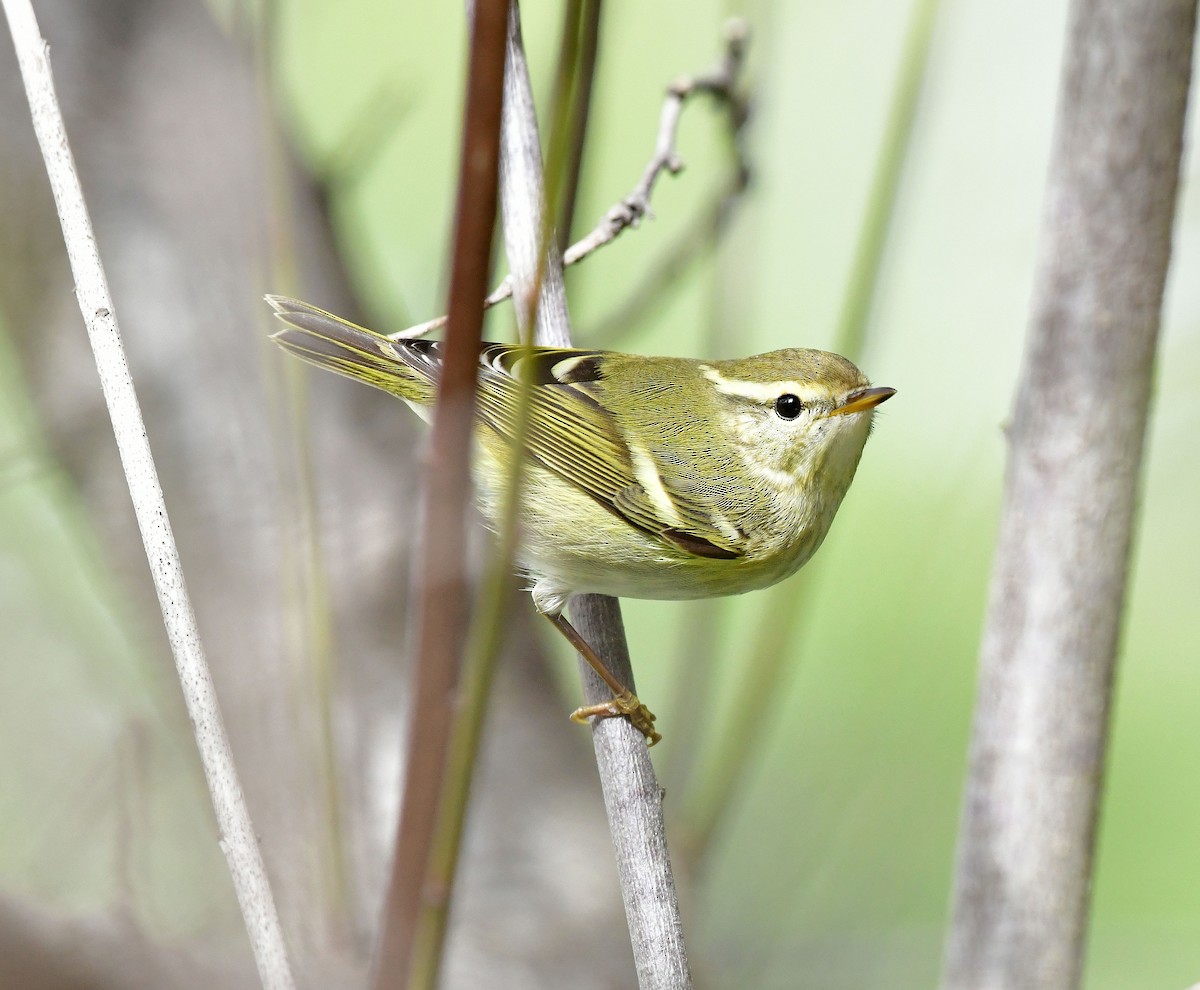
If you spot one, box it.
[941,1,1197,988]
[494,4,692,988]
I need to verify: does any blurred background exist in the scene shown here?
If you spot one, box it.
[1,0,1197,987]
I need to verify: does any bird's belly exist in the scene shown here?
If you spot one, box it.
[474,449,819,614]
[514,489,812,612]
[529,544,795,603]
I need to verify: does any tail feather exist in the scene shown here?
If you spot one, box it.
[266,295,436,404]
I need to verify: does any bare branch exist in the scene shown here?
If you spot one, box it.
[494,3,693,987]
[0,3,295,988]
[587,169,745,344]
[563,17,747,265]
[387,17,748,343]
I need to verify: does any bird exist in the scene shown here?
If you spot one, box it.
[267,295,894,744]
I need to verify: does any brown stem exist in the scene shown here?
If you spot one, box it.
[369,1,511,987]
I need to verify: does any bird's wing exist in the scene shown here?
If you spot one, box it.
[266,299,743,560]
[473,343,743,560]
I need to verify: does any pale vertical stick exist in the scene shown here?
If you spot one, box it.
[493,4,692,987]
[497,2,572,343]
[1,4,295,988]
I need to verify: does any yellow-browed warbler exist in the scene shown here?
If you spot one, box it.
[268,296,894,745]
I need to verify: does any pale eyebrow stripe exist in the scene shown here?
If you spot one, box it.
[698,365,810,403]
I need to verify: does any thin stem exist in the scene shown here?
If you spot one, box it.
[556,0,603,248]
[370,1,511,986]
[0,3,295,988]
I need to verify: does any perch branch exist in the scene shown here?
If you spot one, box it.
[494,3,694,987]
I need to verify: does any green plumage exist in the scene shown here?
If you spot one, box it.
[268,295,892,618]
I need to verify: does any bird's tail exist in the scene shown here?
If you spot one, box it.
[266,295,437,405]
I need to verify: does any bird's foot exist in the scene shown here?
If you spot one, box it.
[571,690,661,746]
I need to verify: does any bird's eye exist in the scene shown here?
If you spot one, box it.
[774,394,804,420]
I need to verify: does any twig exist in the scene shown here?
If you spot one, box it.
[562,17,747,265]
[370,1,511,987]
[941,1,1196,987]
[0,3,295,989]
[587,170,746,345]
[496,3,692,988]
[387,17,748,342]
[556,0,604,247]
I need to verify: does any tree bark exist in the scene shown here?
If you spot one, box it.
[942,1,1197,988]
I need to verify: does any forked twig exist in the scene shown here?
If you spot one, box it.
[388,18,749,342]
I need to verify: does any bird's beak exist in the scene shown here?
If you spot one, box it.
[828,386,896,417]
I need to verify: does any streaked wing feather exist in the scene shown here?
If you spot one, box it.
[268,307,744,559]
[473,344,743,558]
[474,371,663,535]
[660,528,741,559]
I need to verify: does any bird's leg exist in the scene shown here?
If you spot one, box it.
[543,612,661,746]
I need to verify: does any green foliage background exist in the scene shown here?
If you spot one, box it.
[2,0,1197,986]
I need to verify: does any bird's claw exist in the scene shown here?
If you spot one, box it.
[571,690,661,746]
